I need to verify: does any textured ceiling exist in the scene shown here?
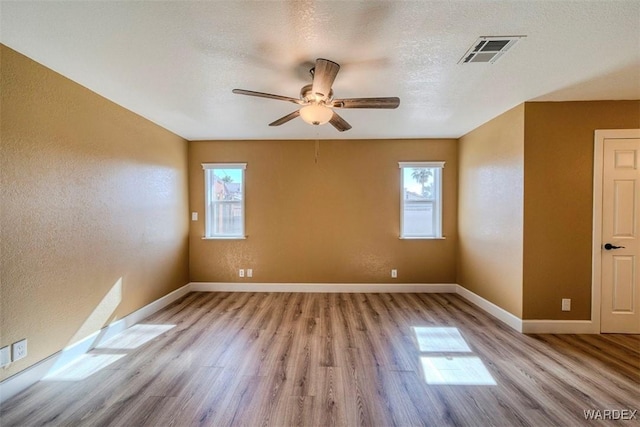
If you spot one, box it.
[1,1,639,140]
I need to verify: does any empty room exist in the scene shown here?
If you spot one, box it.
[1,1,639,426]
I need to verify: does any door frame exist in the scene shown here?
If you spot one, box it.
[592,129,640,333]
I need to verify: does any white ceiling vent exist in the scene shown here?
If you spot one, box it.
[459,36,525,64]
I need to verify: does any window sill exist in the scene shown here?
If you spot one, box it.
[202,236,247,240]
[399,236,446,240]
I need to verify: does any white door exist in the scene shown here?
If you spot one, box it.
[601,137,640,333]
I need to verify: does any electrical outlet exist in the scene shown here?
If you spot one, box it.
[391,269,398,278]
[0,346,11,367]
[561,298,571,312]
[191,212,198,221]
[247,269,253,278]
[12,339,27,362]
[239,269,245,278]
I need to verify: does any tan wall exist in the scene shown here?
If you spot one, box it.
[522,101,640,320]
[189,139,457,283]
[457,104,524,317]
[0,45,190,380]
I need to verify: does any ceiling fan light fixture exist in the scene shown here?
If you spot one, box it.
[299,104,333,125]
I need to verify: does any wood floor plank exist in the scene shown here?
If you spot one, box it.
[275,396,316,427]
[339,348,376,427]
[186,367,249,426]
[314,366,347,427]
[290,320,320,397]
[2,292,638,427]
[140,366,223,426]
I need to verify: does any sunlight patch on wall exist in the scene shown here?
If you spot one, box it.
[94,324,175,350]
[70,278,122,345]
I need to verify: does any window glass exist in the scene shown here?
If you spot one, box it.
[202,163,246,238]
[399,162,444,239]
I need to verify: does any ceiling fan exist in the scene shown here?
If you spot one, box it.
[232,58,400,132]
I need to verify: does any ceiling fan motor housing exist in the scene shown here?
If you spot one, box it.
[300,84,332,104]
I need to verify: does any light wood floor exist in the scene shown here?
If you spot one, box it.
[1,292,638,426]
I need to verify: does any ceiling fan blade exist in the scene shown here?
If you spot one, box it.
[329,112,352,132]
[232,89,302,104]
[269,110,301,126]
[331,97,400,109]
[311,58,340,98]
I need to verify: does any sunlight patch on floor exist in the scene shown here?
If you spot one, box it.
[420,356,497,385]
[413,326,497,386]
[43,354,125,381]
[95,324,176,350]
[43,324,175,382]
[413,327,472,352]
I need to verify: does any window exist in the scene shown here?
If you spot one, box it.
[399,162,444,239]
[202,163,246,239]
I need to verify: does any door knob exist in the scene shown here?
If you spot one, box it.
[604,243,625,250]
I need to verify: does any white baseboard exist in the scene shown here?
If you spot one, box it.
[456,285,600,334]
[189,282,458,293]
[521,320,597,334]
[0,283,191,404]
[454,286,597,334]
[455,285,523,332]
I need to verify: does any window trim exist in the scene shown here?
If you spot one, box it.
[399,161,445,239]
[202,163,247,239]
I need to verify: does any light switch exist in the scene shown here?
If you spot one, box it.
[191,212,198,221]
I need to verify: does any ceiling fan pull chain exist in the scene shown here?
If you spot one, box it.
[315,138,320,164]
